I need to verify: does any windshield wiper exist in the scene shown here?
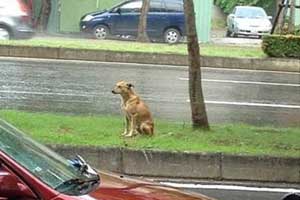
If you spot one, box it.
[55,175,100,195]
[56,155,100,195]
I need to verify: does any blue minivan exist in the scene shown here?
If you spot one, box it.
[80,0,185,43]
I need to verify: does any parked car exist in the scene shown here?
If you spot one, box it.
[0,119,213,200]
[80,0,185,43]
[0,0,34,40]
[281,193,300,200]
[226,6,272,38]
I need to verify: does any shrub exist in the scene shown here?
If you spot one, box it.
[262,35,300,58]
[214,0,275,15]
[295,25,300,35]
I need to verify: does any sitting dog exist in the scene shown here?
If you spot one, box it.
[112,81,154,137]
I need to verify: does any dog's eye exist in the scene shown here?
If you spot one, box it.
[117,86,121,88]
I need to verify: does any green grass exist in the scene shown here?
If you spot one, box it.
[0,37,265,58]
[0,110,299,158]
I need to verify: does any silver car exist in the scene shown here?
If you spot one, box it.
[226,6,272,38]
[0,0,34,40]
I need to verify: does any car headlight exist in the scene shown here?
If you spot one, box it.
[268,23,273,28]
[82,15,94,22]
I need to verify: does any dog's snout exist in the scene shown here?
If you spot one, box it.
[112,90,115,94]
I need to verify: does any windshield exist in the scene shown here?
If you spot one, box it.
[236,7,267,18]
[0,120,99,195]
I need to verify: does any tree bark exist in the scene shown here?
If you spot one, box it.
[275,0,285,33]
[137,0,150,42]
[288,0,295,33]
[36,0,51,31]
[183,0,209,130]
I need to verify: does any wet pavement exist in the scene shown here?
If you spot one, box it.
[0,57,299,127]
[210,30,262,47]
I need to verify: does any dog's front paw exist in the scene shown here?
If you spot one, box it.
[122,131,128,136]
[124,134,134,138]
[124,131,138,138]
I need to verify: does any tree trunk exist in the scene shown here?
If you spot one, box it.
[36,0,51,31]
[137,0,150,42]
[275,0,285,33]
[288,0,295,33]
[183,0,209,130]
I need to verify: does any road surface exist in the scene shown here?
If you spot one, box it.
[0,57,299,127]
[158,181,300,200]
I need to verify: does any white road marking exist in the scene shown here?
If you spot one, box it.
[1,56,300,75]
[160,182,300,193]
[1,90,299,109]
[0,90,97,97]
[186,100,300,109]
[179,77,300,87]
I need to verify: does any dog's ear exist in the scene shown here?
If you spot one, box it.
[127,83,134,88]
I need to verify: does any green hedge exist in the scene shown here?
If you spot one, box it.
[262,35,300,58]
[214,0,275,15]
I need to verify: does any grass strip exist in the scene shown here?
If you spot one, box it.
[0,37,265,58]
[0,110,298,158]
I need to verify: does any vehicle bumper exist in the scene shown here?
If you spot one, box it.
[234,28,271,36]
[80,21,93,33]
[13,28,35,39]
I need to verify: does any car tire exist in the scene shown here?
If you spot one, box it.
[93,25,110,40]
[281,193,300,200]
[226,29,232,37]
[0,26,11,40]
[164,28,181,44]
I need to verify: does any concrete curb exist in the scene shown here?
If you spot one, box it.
[1,45,299,72]
[49,145,300,184]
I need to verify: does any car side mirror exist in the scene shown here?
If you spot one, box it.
[229,14,235,18]
[268,16,272,20]
[0,163,36,200]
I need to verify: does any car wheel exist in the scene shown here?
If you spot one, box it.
[164,28,181,44]
[281,193,300,200]
[226,29,232,37]
[0,27,10,40]
[93,25,109,40]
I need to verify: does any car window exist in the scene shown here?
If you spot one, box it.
[0,120,93,193]
[236,7,267,18]
[149,0,163,12]
[232,8,236,15]
[0,0,10,7]
[119,0,142,13]
[164,0,183,12]
[0,0,18,8]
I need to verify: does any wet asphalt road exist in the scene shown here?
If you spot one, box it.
[186,187,286,200]
[157,180,300,200]
[0,57,299,127]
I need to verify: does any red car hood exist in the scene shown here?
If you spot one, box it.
[84,171,214,200]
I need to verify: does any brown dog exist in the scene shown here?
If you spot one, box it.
[112,81,154,137]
